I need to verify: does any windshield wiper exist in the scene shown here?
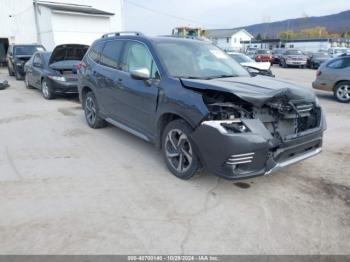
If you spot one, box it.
[178,76,213,80]
[209,74,238,79]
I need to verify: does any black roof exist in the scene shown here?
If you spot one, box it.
[36,1,114,16]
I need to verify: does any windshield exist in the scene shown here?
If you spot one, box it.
[272,49,284,54]
[257,49,271,54]
[229,53,254,63]
[285,50,303,55]
[313,52,329,58]
[155,41,249,79]
[14,45,44,56]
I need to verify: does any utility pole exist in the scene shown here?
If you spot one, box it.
[33,0,42,44]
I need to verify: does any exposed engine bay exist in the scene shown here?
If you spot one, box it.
[201,89,321,143]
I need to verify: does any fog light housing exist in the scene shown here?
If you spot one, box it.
[221,122,250,133]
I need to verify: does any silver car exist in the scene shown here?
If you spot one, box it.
[312,56,350,103]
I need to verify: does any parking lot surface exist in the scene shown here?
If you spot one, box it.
[0,67,349,254]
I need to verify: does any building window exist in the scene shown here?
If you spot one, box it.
[226,38,230,43]
[290,44,294,48]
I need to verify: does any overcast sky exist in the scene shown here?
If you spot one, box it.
[124,0,350,35]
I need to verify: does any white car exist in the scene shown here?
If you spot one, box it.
[227,52,274,77]
[328,48,350,58]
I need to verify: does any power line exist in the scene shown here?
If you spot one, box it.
[125,0,230,28]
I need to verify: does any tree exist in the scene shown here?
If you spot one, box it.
[256,33,262,40]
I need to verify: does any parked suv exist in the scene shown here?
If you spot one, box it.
[78,32,326,180]
[279,49,308,68]
[7,44,45,80]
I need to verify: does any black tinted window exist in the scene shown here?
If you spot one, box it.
[88,43,103,63]
[100,41,123,69]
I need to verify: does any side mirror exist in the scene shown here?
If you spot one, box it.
[130,68,151,80]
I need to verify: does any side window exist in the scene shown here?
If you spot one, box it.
[342,57,350,68]
[100,40,123,69]
[88,43,103,63]
[33,54,42,66]
[122,41,159,79]
[327,58,346,69]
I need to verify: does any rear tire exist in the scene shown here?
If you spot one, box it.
[8,67,14,76]
[334,81,350,103]
[41,79,55,100]
[162,119,199,180]
[83,91,106,129]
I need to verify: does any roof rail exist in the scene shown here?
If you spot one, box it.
[102,31,144,38]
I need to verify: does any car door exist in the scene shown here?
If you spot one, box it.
[25,55,35,85]
[94,40,125,118]
[7,46,14,72]
[31,54,44,88]
[115,40,160,137]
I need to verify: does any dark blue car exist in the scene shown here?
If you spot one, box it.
[78,32,326,180]
[24,44,88,99]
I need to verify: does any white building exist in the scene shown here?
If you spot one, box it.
[241,38,350,53]
[0,0,123,51]
[206,29,253,51]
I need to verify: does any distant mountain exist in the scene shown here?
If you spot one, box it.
[233,10,350,38]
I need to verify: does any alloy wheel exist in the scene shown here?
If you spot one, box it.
[42,81,49,98]
[336,84,350,102]
[85,96,97,125]
[165,129,193,173]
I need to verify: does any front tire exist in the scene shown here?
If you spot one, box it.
[24,74,32,89]
[162,119,199,180]
[15,69,23,80]
[41,79,55,100]
[83,92,106,129]
[334,82,350,103]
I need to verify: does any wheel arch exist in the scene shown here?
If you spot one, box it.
[333,80,350,92]
[156,112,197,149]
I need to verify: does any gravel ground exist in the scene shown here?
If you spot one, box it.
[0,66,349,255]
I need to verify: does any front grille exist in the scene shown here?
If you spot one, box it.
[226,153,254,165]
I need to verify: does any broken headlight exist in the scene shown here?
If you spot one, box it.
[221,121,250,133]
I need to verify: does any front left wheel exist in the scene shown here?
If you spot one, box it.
[24,74,32,89]
[41,79,55,100]
[162,119,199,180]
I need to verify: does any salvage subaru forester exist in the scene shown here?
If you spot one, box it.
[77,32,326,180]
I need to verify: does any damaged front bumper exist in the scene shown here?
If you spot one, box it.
[191,111,326,180]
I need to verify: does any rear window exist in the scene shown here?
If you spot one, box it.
[51,45,89,63]
[100,41,124,69]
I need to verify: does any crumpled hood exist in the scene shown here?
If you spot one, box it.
[241,61,271,71]
[181,76,316,107]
